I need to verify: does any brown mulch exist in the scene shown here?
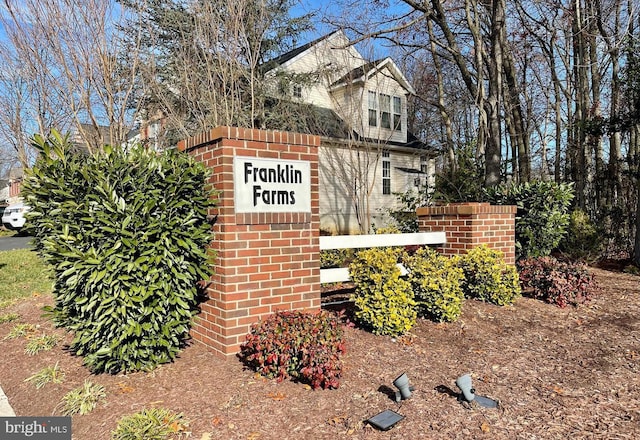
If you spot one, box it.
[1,266,639,439]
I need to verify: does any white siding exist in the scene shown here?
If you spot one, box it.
[263,31,434,233]
[319,143,426,234]
[266,32,410,146]
[273,32,366,108]
[359,70,408,143]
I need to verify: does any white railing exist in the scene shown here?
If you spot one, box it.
[319,231,447,283]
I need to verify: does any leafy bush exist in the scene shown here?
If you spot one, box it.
[485,181,574,258]
[239,310,346,390]
[21,130,216,373]
[112,408,189,440]
[517,257,597,308]
[404,248,465,322]
[458,245,521,306]
[60,380,106,415]
[558,209,603,261]
[349,247,416,336]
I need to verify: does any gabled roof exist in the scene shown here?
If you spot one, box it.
[330,57,416,95]
[263,31,340,70]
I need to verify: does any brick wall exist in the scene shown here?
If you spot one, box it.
[178,127,321,357]
[9,178,21,198]
[416,202,517,265]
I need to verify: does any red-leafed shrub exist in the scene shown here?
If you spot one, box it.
[517,257,597,308]
[239,310,347,389]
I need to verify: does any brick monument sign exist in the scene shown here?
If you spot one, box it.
[178,127,321,357]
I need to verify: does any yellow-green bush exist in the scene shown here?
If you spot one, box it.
[458,245,521,306]
[404,248,465,322]
[320,248,354,269]
[373,225,402,234]
[349,247,416,336]
[558,209,603,261]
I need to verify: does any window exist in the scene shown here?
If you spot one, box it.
[380,94,391,129]
[368,91,377,127]
[369,92,402,130]
[393,96,402,131]
[420,155,428,173]
[382,150,391,195]
[293,85,302,98]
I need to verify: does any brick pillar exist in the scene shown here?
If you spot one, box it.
[416,202,517,265]
[178,127,321,357]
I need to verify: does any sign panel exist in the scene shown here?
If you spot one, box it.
[1,417,72,439]
[233,156,311,213]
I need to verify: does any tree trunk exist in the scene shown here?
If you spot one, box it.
[483,0,506,187]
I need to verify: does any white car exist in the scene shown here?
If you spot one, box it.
[1,202,30,231]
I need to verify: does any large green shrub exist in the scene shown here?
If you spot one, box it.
[21,130,216,373]
[349,247,416,336]
[404,248,465,322]
[458,245,521,306]
[485,181,574,258]
[239,310,346,389]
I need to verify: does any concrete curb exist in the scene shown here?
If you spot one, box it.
[0,385,16,416]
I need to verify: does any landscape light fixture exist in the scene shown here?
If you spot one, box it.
[366,409,405,431]
[455,373,499,408]
[392,372,415,402]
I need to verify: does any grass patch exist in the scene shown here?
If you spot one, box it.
[112,408,190,440]
[25,333,61,355]
[25,362,65,389]
[0,312,19,324]
[60,380,107,416]
[0,249,52,304]
[4,323,37,339]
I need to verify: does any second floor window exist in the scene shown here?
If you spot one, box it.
[368,91,377,127]
[393,96,402,131]
[293,85,302,98]
[380,94,391,129]
[368,91,403,130]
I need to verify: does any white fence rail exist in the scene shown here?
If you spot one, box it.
[319,232,447,283]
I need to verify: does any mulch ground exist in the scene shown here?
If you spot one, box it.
[1,266,639,439]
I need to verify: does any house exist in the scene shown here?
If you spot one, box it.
[2,167,24,205]
[264,31,437,233]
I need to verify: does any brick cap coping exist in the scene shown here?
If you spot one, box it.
[417,202,517,216]
[177,126,321,151]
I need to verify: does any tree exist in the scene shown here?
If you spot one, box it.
[118,0,312,146]
[0,0,145,155]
